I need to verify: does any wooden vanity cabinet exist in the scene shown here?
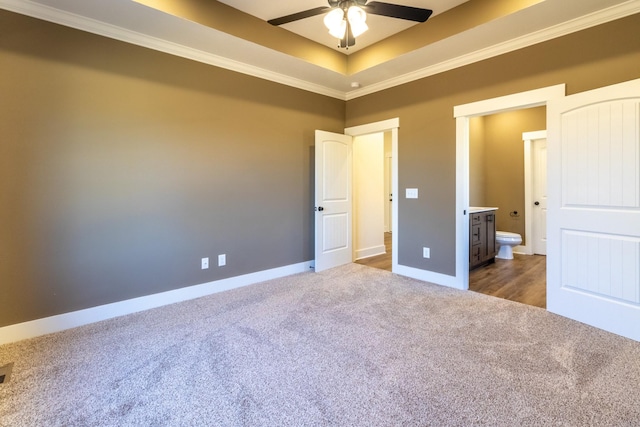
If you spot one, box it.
[469,211,497,270]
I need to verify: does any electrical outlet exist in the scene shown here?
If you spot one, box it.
[218,254,226,267]
[201,257,209,269]
[423,247,430,258]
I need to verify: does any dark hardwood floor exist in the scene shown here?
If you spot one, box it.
[469,254,547,308]
[356,234,546,309]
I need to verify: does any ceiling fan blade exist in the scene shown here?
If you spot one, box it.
[364,2,433,22]
[268,6,330,26]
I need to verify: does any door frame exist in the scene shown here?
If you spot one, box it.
[345,118,399,272]
[384,153,393,233]
[522,130,547,255]
[453,85,565,290]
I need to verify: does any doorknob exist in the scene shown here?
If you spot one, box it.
[534,201,540,206]
[316,206,324,211]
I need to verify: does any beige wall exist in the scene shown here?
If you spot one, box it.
[469,116,486,207]
[0,11,344,327]
[473,107,547,243]
[346,13,640,275]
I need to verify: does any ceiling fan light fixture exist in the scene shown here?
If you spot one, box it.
[269,0,432,50]
[324,8,346,38]
[347,5,368,37]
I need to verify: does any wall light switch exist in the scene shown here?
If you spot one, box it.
[218,254,226,267]
[406,188,418,199]
[201,257,209,269]
[423,247,430,258]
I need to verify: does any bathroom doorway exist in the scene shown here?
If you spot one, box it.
[467,107,547,308]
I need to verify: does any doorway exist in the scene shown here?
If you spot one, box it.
[314,118,399,272]
[353,131,393,272]
[453,84,565,293]
[347,120,398,273]
[466,108,547,307]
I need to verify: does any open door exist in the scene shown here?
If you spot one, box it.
[314,130,353,272]
[547,78,640,341]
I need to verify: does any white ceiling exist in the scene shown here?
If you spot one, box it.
[2,0,639,99]
[217,0,470,53]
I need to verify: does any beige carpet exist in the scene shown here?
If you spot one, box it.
[1,263,639,426]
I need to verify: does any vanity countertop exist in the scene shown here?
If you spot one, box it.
[469,207,499,213]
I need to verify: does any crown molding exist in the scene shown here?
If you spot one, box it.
[2,0,639,102]
[345,0,640,100]
[0,0,347,100]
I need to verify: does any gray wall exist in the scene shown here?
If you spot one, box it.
[0,11,344,327]
[2,9,640,327]
[346,13,640,276]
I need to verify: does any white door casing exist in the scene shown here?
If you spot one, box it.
[547,78,640,341]
[314,130,353,272]
[454,84,566,290]
[523,130,547,255]
[532,137,548,255]
[384,155,392,233]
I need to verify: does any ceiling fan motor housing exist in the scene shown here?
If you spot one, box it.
[329,1,369,10]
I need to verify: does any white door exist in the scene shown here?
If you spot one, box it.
[547,78,640,341]
[532,138,547,255]
[315,130,353,272]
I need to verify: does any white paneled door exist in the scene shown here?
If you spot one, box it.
[315,130,353,272]
[547,78,640,341]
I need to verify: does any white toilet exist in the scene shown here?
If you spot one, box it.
[496,231,522,260]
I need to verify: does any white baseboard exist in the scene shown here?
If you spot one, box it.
[0,261,312,345]
[394,264,462,290]
[355,245,386,260]
[514,244,531,255]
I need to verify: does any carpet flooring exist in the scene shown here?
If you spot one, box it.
[1,264,639,426]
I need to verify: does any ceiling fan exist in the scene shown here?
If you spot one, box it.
[268,1,433,49]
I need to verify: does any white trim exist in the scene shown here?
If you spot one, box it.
[345,118,399,274]
[522,136,534,255]
[390,127,399,271]
[3,0,637,100]
[355,245,386,260]
[455,117,471,290]
[394,264,462,290]
[0,0,345,100]
[454,85,565,290]
[0,261,312,345]
[345,2,640,100]
[454,85,566,118]
[522,130,547,141]
[345,118,400,136]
